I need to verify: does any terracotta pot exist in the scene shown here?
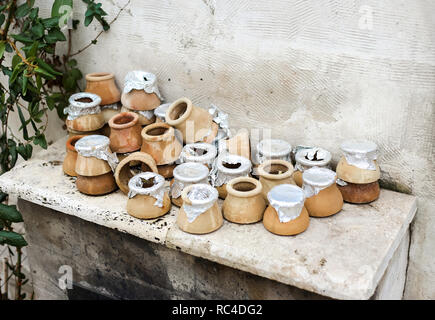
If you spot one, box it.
[65,93,105,132]
[165,97,214,143]
[337,181,380,204]
[126,172,171,219]
[101,104,121,123]
[114,152,158,194]
[63,135,85,176]
[336,156,380,184]
[223,177,266,224]
[140,123,182,165]
[177,184,223,234]
[100,123,111,137]
[157,163,177,179]
[225,129,251,160]
[76,172,117,195]
[74,135,115,176]
[258,159,296,200]
[109,112,142,153]
[121,71,162,111]
[121,106,156,126]
[67,127,102,137]
[180,142,217,168]
[302,167,343,217]
[293,147,332,187]
[213,154,252,199]
[85,72,121,105]
[255,139,292,165]
[170,162,210,207]
[262,184,309,236]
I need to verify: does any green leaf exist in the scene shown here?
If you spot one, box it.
[8,139,17,168]
[0,204,23,223]
[22,70,28,96]
[10,63,24,85]
[34,66,56,80]
[0,41,5,59]
[41,17,59,28]
[25,40,40,58]
[17,106,29,140]
[84,15,93,26]
[17,143,33,160]
[0,230,27,247]
[31,22,44,38]
[10,33,34,44]
[0,192,7,203]
[35,58,62,76]
[0,14,5,27]
[51,0,73,17]
[36,74,42,91]
[15,3,31,19]
[34,134,47,149]
[29,7,39,21]
[12,55,21,69]
[44,28,66,43]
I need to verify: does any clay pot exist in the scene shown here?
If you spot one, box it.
[336,156,380,184]
[74,135,115,176]
[114,152,158,194]
[121,71,162,111]
[225,129,251,160]
[262,184,309,236]
[67,128,102,138]
[293,147,332,187]
[257,159,296,200]
[223,177,266,224]
[126,172,171,219]
[165,97,215,144]
[121,106,156,126]
[213,154,252,199]
[170,162,210,207]
[76,172,117,195]
[65,93,105,132]
[157,163,177,179]
[337,181,380,204]
[101,104,121,123]
[255,139,292,165]
[302,167,343,217]
[141,123,182,165]
[179,142,217,168]
[85,72,121,105]
[154,103,172,123]
[63,135,85,176]
[177,184,222,234]
[109,112,142,153]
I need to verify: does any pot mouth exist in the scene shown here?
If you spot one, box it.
[68,92,101,108]
[108,112,138,129]
[302,167,336,188]
[182,183,218,205]
[165,97,193,125]
[66,135,86,152]
[340,140,377,155]
[258,159,294,180]
[86,72,114,82]
[154,103,172,119]
[173,162,209,183]
[216,154,251,175]
[295,147,331,167]
[180,142,217,163]
[128,171,165,195]
[141,123,173,142]
[226,177,262,198]
[257,139,292,158]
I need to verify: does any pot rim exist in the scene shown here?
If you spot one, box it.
[141,123,174,142]
[108,112,139,129]
[226,176,262,198]
[68,92,101,108]
[66,135,86,152]
[295,147,331,167]
[181,183,218,206]
[258,159,294,180]
[216,154,252,175]
[165,97,193,126]
[86,72,115,82]
[173,162,209,183]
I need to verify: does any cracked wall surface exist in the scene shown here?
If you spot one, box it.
[22,0,435,299]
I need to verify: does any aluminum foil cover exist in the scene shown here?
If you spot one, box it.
[210,154,251,187]
[154,103,171,121]
[64,92,101,120]
[209,104,230,137]
[102,102,120,110]
[182,184,218,223]
[295,147,331,172]
[127,172,165,207]
[123,71,163,100]
[267,184,305,223]
[341,140,378,170]
[256,139,292,164]
[212,129,229,154]
[179,143,217,167]
[171,163,209,198]
[121,106,155,120]
[75,135,119,171]
[302,167,336,198]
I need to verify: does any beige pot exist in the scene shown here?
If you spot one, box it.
[76,172,117,196]
[121,106,156,126]
[336,156,380,184]
[293,147,332,187]
[75,153,112,177]
[74,135,115,176]
[65,93,105,132]
[63,135,85,176]
[223,177,266,224]
[258,159,296,200]
[141,123,182,165]
[85,72,121,105]
[108,112,142,153]
[263,205,309,236]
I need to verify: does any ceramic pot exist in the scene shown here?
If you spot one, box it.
[108,112,142,153]
[63,135,85,176]
[179,142,217,168]
[121,71,162,111]
[85,72,121,105]
[225,129,251,160]
[212,154,252,199]
[114,152,158,194]
[154,103,171,123]
[257,159,295,200]
[121,106,156,126]
[223,177,266,224]
[101,104,121,123]
[76,172,117,195]
[337,181,380,204]
[262,184,309,236]
[165,97,215,144]
[302,167,343,217]
[140,123,182,165]
[336,156,380,184]
[126,172,171,219]
[157,163,177,179]
[255,139,292,165]
[177,184,222,234]
[67,128,102,138]
[65,92,105,132]
[170,162,209,207]
[293,147,332,187]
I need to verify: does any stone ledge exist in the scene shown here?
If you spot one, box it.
[0,137,417,300]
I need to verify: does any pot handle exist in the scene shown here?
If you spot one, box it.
[181,185,193,206]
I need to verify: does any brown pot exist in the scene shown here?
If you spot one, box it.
[65,93,105,132]
[76,172,117,195]
[67,127,103,138]
[293,147,332,187]
[120,106,156,126]
[337,181,380,204]
[75,154,112,176]
[85,72,121,105]
[141,123,182,165]
[157,163,177,179]
[177,184,222,234]
[108,112,142,153]
[225,129,251,160]
[63,135,85,176]
[223,177,266,224]
[114,152,158,194]
[101,105,121,124]
[121,89,161,111]
[336,156,380,184]
[166,97,214,144]
[258,159,296,200]
[74,135,114,176]
[263,205,309,236]
[304,184,343,217]
[214,154,252,199]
